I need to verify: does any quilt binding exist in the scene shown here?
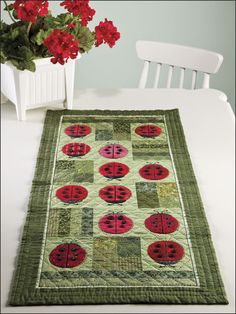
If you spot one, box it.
[8,109,228,305]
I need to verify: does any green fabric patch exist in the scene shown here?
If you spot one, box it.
[136,182,160,208]
[113,121,131,140]
[54,160,94,183]
[95,122,113,141]
[81,208,93,236]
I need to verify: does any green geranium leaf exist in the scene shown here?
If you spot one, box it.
[0,50,7,63]
[10,27,20,40]
[4,4,14,11]
[12,10,18,19]
[23,60,36,72]
[9,59,36,72]
[18,46,34,61]
[76,26,95,53]
[34,29,52,45]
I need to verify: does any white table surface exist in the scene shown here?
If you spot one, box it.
[1,88,235,313]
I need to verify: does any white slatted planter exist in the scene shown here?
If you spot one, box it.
[1,54,80,120]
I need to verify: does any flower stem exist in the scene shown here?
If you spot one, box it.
[3,0,17,23]
[27,22,32,36]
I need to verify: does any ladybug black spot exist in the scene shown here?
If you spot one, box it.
[118,215,123,220]
[71,248,77,252]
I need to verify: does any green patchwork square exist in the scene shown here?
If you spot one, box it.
[54,160,94,183]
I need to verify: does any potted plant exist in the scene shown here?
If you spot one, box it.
[0,0,120,120]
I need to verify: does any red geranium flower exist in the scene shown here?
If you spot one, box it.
[60,0,95,26]
[13,0,49,23]
[43,29,80,65]
[95,18,120,48]
[68,23,76,29]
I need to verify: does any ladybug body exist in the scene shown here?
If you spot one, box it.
[139,163,169,180]
[64,124,91,138]
[99,213,133,234]
[56,185,88,203]
[135,124,162,138]
[62,143,90,157]
[99,144,128,159]
[49,243,86,268]
[99,162,129,179]
[145,213,179,234]
[99,185,132,203]
[148,241,184,265]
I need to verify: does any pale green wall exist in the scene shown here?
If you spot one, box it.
[1,1,235,111]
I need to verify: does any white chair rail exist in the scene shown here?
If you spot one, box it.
[136,41,223,89]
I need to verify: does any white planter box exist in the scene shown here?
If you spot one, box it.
[1,54,80,120]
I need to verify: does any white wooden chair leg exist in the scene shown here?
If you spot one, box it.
[65,60,75,110]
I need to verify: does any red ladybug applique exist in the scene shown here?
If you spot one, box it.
[99,144,128,159]
[99,162,129,179]
[139,163,169,180]
[64,124,91,138]
[135,124,162,138]
[49,243,86,268]
[56,185,88,203]
[99,185,132,203]
[145,213,179,234]
[62,143,90,157]
[147,241,184,265]
[99,213,133,234]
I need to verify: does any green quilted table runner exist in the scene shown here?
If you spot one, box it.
[9,109,228,305]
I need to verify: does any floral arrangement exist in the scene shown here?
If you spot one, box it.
[0,0,120,71]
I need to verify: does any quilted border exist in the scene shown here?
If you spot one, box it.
[8,109,228,305]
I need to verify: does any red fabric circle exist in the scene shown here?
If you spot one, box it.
[145,213,179,234]
[49,243,86,268]
[99,185,132,203]
[135,124,162,138]
[139,163,169,180]
[64,124,91,138]
[147,241,184,265]
[99,162,129,179]
[56,185,88,203]
[99,213,133,234]
[62,143,91,157]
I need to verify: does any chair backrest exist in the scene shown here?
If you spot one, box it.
[136,41,223,89]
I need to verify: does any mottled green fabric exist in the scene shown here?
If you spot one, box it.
[8,109,228,305]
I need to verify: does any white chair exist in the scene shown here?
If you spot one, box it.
[136,41,223,89]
